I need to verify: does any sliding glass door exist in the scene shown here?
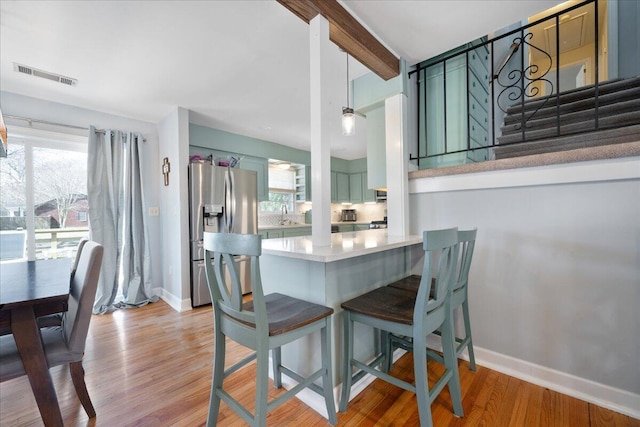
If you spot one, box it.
[0,129,87,261]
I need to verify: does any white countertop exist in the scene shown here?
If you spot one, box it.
[261,229,422,263]
[258,223,312,231]
[258,221,371,231]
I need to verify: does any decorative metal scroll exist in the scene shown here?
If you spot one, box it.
[495,32,554,131]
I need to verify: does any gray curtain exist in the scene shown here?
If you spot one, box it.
[88,126,158,314]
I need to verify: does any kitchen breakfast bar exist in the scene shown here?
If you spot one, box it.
[259,229,423,411]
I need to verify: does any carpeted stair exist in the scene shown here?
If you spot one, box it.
[493,76,640,159]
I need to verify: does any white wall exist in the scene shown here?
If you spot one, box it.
[0,91,163,296]
[156,107,191,311]
[409,160,640,416]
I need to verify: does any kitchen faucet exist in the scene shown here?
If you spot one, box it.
[280,204,288,225]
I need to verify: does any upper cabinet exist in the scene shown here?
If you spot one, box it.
[362,173,376,203]
[349,173,363,203]
[331,172,337,203]
[239,156,268,202]
[335,172,350,203]
[328,171,377,204]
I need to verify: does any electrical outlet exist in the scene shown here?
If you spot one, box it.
[148,207,160,216]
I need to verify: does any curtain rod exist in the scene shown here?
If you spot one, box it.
[4,114,147,141]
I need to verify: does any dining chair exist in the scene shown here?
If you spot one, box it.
[0,240,104,419]
[203,232,337,427]
[0,238,89,337]
[39,238,90,329]
[339,228,463,427]
[71,238,89,278]
[388,229,478,370]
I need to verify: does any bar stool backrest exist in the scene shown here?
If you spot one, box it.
[203,233,267,333]
[415,228,459,324]
[454,229,477,293]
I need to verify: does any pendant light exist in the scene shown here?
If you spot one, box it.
[342,52,355,136]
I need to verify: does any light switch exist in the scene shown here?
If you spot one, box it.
[148,207,160,216]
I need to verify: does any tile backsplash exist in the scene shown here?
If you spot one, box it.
[259,213,305,226]
[333,202,386,222]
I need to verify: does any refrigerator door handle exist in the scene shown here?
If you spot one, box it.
[224,169,232,233]
[228,168,236,233]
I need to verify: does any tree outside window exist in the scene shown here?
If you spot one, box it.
[1,145,87,229]
[1,139,88,261]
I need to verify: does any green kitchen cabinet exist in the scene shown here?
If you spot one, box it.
[335,172,350,203]
[331,172,337,203]
[362,173,376,203]
[338,224,354,233]
[283,227,312,237]
[267,230,283,239]
[240,156,268,202]
[349,173,363,203]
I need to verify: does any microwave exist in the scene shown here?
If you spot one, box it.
[375,191,387,201]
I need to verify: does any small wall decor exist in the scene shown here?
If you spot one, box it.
[162,157,171,186]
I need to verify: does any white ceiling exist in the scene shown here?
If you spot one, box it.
[0,0,561,160]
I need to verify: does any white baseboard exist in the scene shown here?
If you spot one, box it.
[424,336,640,420]
[157,287,192,312]
[471,345,640,420]
[275,339,640,421]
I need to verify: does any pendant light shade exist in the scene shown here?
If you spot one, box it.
[342,52,354,136]
[342,107,355,136]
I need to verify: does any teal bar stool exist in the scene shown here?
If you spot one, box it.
[203,232,337,427]
[339,228,463,427]
[388,229,478,370]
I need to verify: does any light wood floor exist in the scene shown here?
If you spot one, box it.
[1,300,637,426]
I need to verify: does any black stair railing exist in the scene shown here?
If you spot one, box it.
[409,0,601,169]
[495,31,554,140]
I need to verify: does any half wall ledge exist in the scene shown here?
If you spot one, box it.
[409,140,640,180]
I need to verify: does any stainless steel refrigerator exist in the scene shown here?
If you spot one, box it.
[188,163,258,307]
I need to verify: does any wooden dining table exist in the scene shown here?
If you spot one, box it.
[0,258,72,427]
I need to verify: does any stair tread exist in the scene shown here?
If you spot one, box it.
[493,124,640,159]
[503,76,640,114]
[498,111,640,144]
[500,98,640,135]
[503,86,640,124]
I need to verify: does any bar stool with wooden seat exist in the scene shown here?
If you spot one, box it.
[339,228,463,427]
[388,229,478,370]
[203,232,337,427]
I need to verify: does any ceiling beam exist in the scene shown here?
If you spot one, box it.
[276,0,400,81]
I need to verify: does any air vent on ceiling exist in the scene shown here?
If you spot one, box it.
[13,63,78,87]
